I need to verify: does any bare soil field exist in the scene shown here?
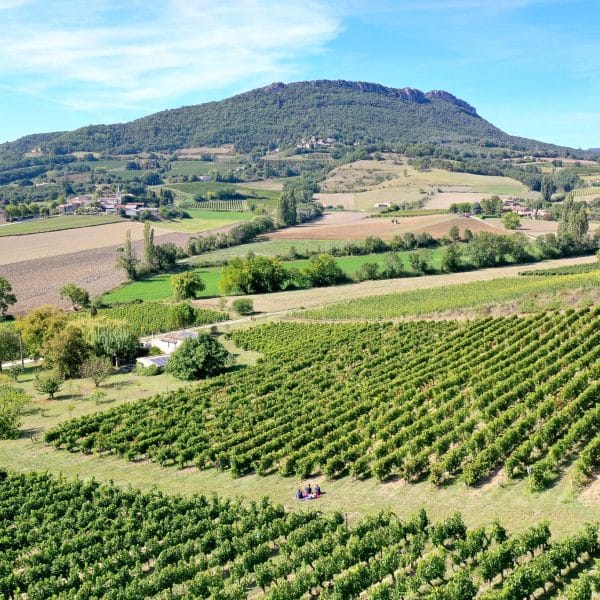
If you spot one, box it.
[0,221,173,266]
[486,217,600,238]
[268,212,501,241]
[195,255,599,315]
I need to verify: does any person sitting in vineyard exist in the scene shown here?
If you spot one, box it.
[295,489,304,500]
[314,483,321,497]
[305,483,312,496]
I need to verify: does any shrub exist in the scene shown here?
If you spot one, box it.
[232,298,254,315]
[0,384,28,438]
[34,370,63,400]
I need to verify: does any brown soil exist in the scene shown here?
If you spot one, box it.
[268,213,500,241]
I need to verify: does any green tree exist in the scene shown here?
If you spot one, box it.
[220,256,287,294]
[116,230,139,280]
[80,356,114,387]
[302,254,345,287]
[43,325,89,379]
[166,334,229,380]
[0,327,20,371]
[541,174,556,203]
[171,271,206,300]
[59,283,90,310]
[143,222,157,269]
[0,383,28,438]
[409,249,433,273]
[17,305,68,358]
[448,224,461,241]
[81,318,138,367]
[501,211,521,230]
[33,370,63,400]
[276,191,297,226]
[0,277,17,316]
[441,243,462,272]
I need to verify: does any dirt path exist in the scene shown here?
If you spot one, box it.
[195,254,599,314]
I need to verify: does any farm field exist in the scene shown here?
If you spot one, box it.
[318,157,529,211]
[0,220,173,266]
[302,269,600,320]
[2,472,598,599]
[157,208,252,233]
[193,254,599,315]
[48,312,600,497]
[0,214,123,237]
[164,181,280,205]
[485,217,600,238]
[268,211,501,240]
[102,249,446,304]
[185,239,344,265]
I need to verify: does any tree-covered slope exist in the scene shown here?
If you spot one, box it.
[1,80,570,155]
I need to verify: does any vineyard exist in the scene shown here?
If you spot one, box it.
[72,302,228,336]
[300,271,600,319]
[1,472,598,599]
[179,199,249,212]
[47,310,600,489]
[571,188,600,198]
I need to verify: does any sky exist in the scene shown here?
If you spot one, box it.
[0,0,599,148]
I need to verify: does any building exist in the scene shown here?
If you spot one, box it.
[137,330,199,369]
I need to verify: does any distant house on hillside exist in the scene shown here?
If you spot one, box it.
[137,330,200,370]
[57,195,93,214]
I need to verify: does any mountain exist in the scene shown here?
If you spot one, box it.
[1,80,572,156]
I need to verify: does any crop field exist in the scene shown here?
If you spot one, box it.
[302,270,600,320]
[0,214,122,237]
[48,311,600,493]
[167,159,245,177]
[102,249,445,304]
[165,181,280,203]
[572,187,600,198]
[156,209,252,233]
[318,157,528,211]
[2,472,599,599]
[268,212,501,241]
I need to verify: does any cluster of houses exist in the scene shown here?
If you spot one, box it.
[297,136,337,150]
[503,199,550,219]
[137,331,199,370]
[57,187,159,218]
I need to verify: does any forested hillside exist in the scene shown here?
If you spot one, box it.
[0,80,573,155]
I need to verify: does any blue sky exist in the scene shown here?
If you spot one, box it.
[1,0,599,148]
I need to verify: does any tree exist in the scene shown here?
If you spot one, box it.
[0,328,20,371]
[220,256,287,295]
[17,305,68,358]
[59,283,90,311]
[557,197,590,253]
[116,230,139,280]
[0,383,28,438]
[480,196,503,216]
[34,370,63,400]
[143,222,157,269]
[0,277,16,316]
[448,224,461,242]
[80,318,138,367]
[441,243,462,272]
[541,174,556,203]
[166,334,229,380]
[302,254,345,287]
[155,242,179,270]
[171,271,205,300]
[501,211,521,230]
[409,249,433,273]
[231,298,254,315]
[276,191,297,226]
[43,325,89,379]
[80,356,114,387]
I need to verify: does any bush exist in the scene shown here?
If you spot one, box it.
[80,356,114,387]
[34,370,63,399]
[165,334,229,380]
[0,384,28,438]
[134,363,162,376]
[232,299,254,315]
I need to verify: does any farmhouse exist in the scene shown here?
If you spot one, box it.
[137,330,199,369]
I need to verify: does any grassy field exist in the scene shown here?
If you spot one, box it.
[301,270,600,319]
[102,249,446,304]
[156,208,252,233]
[167,159,245,177]
[0,214,123,236]
[185,239,345,265]
[319,156,529,212]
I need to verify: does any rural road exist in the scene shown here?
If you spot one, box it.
[195,254,599,315]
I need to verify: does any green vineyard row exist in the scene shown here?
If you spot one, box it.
[48,310,600,489]
[1,472,598,599]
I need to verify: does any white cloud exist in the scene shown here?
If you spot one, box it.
[0,0,341,111]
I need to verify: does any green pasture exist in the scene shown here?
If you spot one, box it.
[0,214,123,236]
[103,249,445,304]
[156,209,253,233]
